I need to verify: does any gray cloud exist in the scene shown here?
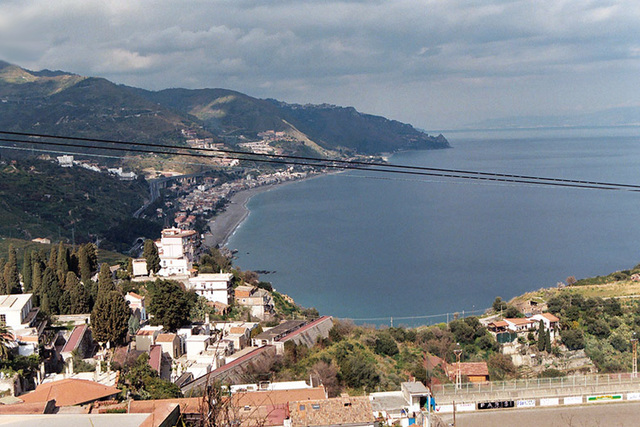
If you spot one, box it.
[0,0,638,128]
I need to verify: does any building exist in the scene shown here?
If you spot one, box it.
[156,228,197,277]
[252,320,306,347]
[156,333,181,359]
[135,325,163,352]
[124,292,147,321]
[447,362,490,383]
[0,294,43,356]
[288,395,375,427]
[60,324,93,361]
[187,273,234,304]
[19,378,120,407]
[235,285,275,320]
[0,294,38,330]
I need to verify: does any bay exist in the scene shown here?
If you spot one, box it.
[227,128,640,326]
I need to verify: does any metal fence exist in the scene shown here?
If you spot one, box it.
[433,373,640,396]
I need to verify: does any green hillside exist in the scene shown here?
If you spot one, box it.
[0,157,147,245]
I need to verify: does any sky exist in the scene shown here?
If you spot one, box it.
[0,0,639,130]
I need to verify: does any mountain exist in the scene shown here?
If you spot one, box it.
[465,106,640,130]
[0,61,448,156]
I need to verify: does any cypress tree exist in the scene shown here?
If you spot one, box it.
[56,242,69,284]
[22,251,33,292]
[91,290,130,345]
[4,245,21,294]
[143,240,161,275]
[545,329,552,353]
[32,261,43,303]
[537,320,546,352]
[78,243,98,285]
[0,258,5,294]
[41,267,62,314]
[67,272,89,314]
[48,246,58,270]
[98,263,116,294]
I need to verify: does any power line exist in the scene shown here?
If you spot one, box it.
[3,129,640,189]
[1,131,639,192]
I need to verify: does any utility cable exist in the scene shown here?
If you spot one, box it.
[2,130,640,190]
[0,134,638,192]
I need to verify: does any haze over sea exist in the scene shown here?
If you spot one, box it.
[228,127,640,326]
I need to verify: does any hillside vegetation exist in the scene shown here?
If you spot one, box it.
[0,157,148,245]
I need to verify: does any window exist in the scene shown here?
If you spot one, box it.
[311,404,320,410]
[0,314,5,325]
[299,405,305,411]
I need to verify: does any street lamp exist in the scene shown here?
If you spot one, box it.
[453,343,462,391]
[632,332,638,379]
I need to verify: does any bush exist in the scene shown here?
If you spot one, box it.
[561,329,585,350]
[373,332,399,357]
[538,368,566,378]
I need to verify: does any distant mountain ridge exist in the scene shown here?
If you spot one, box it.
[465,106,640,130]
[0,61,449,156]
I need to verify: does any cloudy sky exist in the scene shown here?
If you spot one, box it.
[1,0,638,129]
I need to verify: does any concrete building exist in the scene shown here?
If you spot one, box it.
[156,228,197,277]
[156,333,181,359]
[124,292,147,322]
[235,285,275,320]
[135,325,163,352]
[187,273,234,304]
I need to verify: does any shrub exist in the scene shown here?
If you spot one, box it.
[561,329,585,350]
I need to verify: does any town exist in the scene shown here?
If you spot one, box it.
[1,216,639,427]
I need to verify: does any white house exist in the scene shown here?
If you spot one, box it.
[187,273,234,304]
[124,292,147,321]
[156,228,197,277]
[0,294,38,330]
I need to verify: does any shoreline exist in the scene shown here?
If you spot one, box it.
[203,174,326,249]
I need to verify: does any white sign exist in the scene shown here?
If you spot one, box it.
[435,404,454,413]
[456,403,475,412]
[564,396,582,405]
[540,398,559,406]
[517,399,535,408]
[627,392,640,401]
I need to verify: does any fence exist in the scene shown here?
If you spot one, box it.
[433,372,640,396]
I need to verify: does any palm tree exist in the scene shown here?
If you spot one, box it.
[0,324,13,360]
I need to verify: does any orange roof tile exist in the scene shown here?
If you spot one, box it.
[229,327,247,335]
[19,379,120,407]
[155,333,177,343]
[232,386,327,408]
[541,313,560,322]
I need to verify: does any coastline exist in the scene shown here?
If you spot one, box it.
[204,175,325,249]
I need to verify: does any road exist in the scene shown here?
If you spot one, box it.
[436,400,640,426]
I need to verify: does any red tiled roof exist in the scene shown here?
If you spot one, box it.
[505,318,535,326]
[232,386,327,407]
[149,345,162,374]
[61,324,88,354]
[156,333,177,343]
[229,327,247,335]
[129,397,202,415]
[489,320,508,328]
[540,313,560,322]
[459,362,489,377]
[20,379,120,406]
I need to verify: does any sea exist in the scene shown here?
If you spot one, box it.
[226,127,640,326]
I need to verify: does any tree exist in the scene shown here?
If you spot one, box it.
[545,329,552,353]
[128,314,140,335]
[22,251,33,292]
[561,329,585,350]
[56,242,69,283]
[143,240,160,275]
[373,332,399,356]
[40,267,62,314]
[97,263,116,294]
[147,280,195,331]
[0,324,12,360]
[566,276,577,286]
[3,245,20,294]
[537,320,546,351]
[78,243,98,285]
[492,297,508,312]
[91,290,130,345]
[66,272,89,314]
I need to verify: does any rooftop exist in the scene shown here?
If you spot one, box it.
[289,395,375,427]
[19,379,120,407]
[0,294,32,311]
[155,333,177,343]
[61,324,89,354]
[254,320,306,342]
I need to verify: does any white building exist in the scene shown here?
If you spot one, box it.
[56,155,74,167]
[0,294,43,356]
[156,228,197,277]
[187,273,234,304]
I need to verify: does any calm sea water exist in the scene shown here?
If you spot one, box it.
[227,128,640,325]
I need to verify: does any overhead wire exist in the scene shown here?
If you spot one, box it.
[1,130,639,192]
